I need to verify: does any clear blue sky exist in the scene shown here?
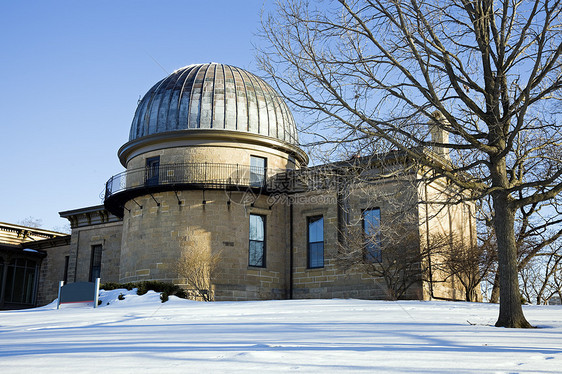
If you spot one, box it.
[0,0,274,231]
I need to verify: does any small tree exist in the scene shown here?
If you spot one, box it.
[519,241,562,304]
[176,247,221,301]
[441,235,496,302]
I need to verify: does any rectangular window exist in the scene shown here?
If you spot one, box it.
[0,258,3,295]
[145,156,160,186]
[250,156,266,187]
[249,214,265,267]
[5,259,37,305]
[63,255,70,284]
[363,208,382,263]
[89,245,102,282]
[308,216,324,268]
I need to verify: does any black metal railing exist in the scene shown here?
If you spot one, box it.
[104,162,288,201]
[103,161,379,203]
[102,161,389,217]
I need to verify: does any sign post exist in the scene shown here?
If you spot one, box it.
[94,278,100,308]
[56,281,64,310]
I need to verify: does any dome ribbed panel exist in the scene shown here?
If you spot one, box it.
[189,66,204,128]
[224,65,237,131]
[166,69,189,131]
[179,66,197,128]
[213,64,225,129]
[129,63,298,145]
[233,67,248,132]
[251,72,270,137]
[243,69,259,136]
[199,64,214,129]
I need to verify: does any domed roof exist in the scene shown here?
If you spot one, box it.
[129,63,298,144]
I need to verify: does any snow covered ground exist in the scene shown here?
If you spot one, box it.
[1,290,561,373]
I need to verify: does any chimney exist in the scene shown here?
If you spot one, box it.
[429,111,450,161]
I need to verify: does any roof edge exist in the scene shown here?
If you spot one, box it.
[118,129,309,167]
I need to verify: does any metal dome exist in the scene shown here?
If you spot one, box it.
[129,63,298,144]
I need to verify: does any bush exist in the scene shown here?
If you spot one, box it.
[100,282,136,291]
[118,293,125,300]
[160,292,169,303]
[100,281,187,299]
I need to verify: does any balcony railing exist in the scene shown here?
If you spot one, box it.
[103,161,353,217]
[106,162,287,199]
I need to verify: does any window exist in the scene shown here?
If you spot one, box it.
[363,208,382,263]
[4,259,38,304]
[0,257,3,295]
[145,156,160,186]
[63,255,69,284]
[250,156,266,187]
[89,245,102,282]
[308,216,324,268]
[249,214,265,267]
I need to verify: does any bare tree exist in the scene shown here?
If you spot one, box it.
[17,216,43,228]
[330,159,463,301]
[344,231,431,300]
[519,241,562,304]
[442,234,496,301]
[259,0,561,327]
[476,194,562,302]
[176,247,222,301]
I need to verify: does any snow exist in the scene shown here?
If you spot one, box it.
[1,290,561,373]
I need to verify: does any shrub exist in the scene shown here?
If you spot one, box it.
[100,281,187,299]
[100,282,135,291]
[176,247,221,301]
[118,293,125,300]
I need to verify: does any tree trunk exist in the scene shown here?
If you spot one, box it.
[493,193,532,328]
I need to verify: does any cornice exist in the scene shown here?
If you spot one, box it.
[118,130,309,167]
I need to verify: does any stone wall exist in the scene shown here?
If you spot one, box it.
[66,221,122,284]
[36,243,70,305]
[291,172,425,300]
[55,160,477,303]
[126,142,297,171]
[120,189,290,301]
[418,174,479,301]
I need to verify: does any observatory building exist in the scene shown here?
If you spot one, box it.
[1,63,477,308]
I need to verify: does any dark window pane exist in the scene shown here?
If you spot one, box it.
[365,246,382,263]
[249,240,264,267]
[308,242,324,268]
[145,156,160,186]
[249,214,265,241]
[12,266,25,303]
[363,208,382,263]
[0,260,3,293]
[250,156,266,187]
[24,268,36,304]
[308,216,323,242]
[5,259,36,304]
[363,208,380,235]
[90,245,103,282]
[308,216,324,268]
[63,256,69,284]
[249,214,265,267]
